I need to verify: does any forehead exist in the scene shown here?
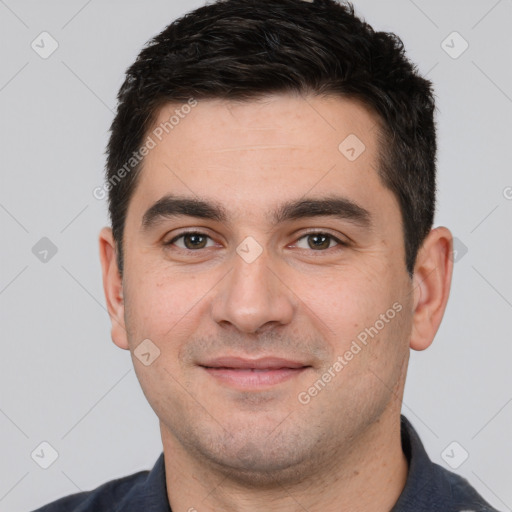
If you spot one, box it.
[148,93,380,155]
[128,93,398,229]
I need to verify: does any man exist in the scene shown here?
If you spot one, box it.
[32,0,500,510]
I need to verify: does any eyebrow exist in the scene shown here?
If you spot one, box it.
[141,194,372,231]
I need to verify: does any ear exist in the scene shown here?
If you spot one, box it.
[410,226,454,351]
[99,227,129,350]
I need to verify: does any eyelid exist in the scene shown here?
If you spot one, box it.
[294,228,349,244]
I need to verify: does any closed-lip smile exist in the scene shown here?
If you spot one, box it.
[200,356,312,389]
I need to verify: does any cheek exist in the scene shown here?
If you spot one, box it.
[124,266,201,344]
[292,262,408,367]
[294,269,383,338]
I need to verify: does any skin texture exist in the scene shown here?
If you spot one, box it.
[99,93,453,512]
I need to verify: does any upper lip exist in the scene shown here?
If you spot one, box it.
[200,356,309,370]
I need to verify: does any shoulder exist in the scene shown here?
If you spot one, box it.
[396,416,502,512]
[29,467,150,512]
[431,462,501,512]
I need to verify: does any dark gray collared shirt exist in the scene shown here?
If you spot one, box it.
[31,415,500,511]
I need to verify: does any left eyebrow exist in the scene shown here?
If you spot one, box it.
[140,194,373,232]
[271,196,372,229]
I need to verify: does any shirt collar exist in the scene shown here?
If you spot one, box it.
[391,415,451,511]
[124,452,171,512]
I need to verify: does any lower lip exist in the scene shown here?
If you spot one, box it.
[202,367,309,388]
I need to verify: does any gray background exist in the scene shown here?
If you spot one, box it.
[1,0,511,510]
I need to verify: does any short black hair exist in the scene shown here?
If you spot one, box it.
[105,0,437,277]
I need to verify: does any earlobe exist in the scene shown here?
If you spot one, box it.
[98,227,129,350]
[409,227,454,351]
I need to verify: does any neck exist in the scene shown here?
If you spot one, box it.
[161,409,408,512]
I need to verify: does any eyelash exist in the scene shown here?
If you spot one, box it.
[164,230,348,254]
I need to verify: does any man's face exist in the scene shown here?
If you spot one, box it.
[115,94,415,481]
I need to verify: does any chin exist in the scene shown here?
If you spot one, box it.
[210,450,311,488]
[189,426,321,488]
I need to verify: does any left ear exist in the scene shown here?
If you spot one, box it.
[410,226,454,351]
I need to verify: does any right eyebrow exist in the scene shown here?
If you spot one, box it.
[141,195,228,232]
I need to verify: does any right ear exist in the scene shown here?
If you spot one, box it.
[98,227,129,350]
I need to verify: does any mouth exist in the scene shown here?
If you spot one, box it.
[199,356,312,389]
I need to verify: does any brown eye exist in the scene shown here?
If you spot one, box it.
[167,232,214,250]
[295,232,343,251]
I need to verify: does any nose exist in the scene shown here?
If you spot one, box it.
[211,244,295,335]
